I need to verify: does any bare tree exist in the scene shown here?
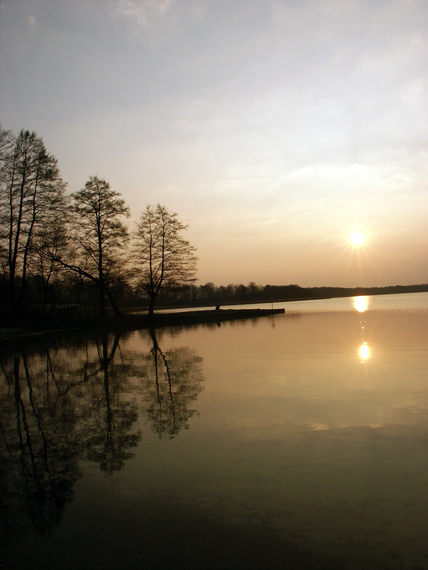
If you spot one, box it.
[134,204,197,315]
[69,176,130,316]
[0,129,67,315]
[0,127,14,284]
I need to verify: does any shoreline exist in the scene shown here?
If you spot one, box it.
[0,308,285,343]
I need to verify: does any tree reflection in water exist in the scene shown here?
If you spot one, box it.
[82,334,141,474]
[0,346,82,538]
[0,330,204,543]
[141,328,204,439]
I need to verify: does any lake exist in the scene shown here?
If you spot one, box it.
[1,293,427,569]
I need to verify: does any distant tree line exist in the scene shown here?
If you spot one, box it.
[148,281,428,308]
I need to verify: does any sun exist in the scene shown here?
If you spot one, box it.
[350,232,364,246]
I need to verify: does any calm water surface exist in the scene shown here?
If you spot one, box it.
[1,293,427,569]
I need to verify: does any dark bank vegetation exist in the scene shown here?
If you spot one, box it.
[164,281,428,308]
[1,126,427,327]
[0,127,196,321]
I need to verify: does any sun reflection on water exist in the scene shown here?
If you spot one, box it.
[359,342,370,362]
[353,296,369,312]
[353,297,371,362]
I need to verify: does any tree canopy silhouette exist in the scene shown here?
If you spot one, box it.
[134,204,197,315]
[68,176,130,316]
[0,128,67,315]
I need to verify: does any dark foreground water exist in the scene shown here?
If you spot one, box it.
[1,293,427,569]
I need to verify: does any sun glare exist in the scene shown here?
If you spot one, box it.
[359,342,370,361]
[353,296,369,312]
[350,232,364,246]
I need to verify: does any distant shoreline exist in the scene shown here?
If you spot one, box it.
[150,283,428,311]
[141,284,428,312]
[1,286,427,343]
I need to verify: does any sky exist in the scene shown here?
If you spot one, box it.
[1,0,427,288]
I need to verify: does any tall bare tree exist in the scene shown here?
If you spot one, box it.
[69,176,130,316]
[0,128,67,315]
[0,127,14,285]
[134,204,197,315]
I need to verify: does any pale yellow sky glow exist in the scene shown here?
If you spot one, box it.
[1,0,427,287]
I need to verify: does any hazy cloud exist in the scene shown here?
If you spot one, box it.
[114,0,175,25]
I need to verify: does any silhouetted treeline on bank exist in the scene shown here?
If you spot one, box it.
[0,128,196,320]
[2,276,427,322]
[2,127,427,323]
[147,281,428,309]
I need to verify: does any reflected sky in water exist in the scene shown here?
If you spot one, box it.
[1,293,427,569]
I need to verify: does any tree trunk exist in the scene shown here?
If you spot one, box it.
[51,258,122,317]
[98,263,106,316]
[148,293,156,316]
[104,284,121,316]
[99,282,106,316]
